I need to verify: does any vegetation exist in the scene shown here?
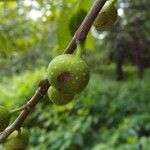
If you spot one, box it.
[0,0,149,149]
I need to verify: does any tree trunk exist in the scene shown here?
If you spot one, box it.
[132,32,144,79]
[115,49,124,81]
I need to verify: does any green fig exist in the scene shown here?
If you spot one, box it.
[48,87,74,105]
[0,106,11,132]
[47,54,90,95]
[69,9,87,36]
[3,128,29,150]
[93,0,118,31]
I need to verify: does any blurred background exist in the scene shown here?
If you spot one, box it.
[0,0,150,149]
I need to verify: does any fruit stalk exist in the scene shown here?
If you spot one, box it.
[76,42,84,58]
[10,106,26,115]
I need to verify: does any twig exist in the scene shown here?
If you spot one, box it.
[0,0,107,143]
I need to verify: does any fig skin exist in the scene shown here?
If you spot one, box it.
[93,0,118,31]
[3,128,29,150]
[0,106,11,132]
[48,86,74,105]
[47,54,90,95]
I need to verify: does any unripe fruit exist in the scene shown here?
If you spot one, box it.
[69,9,87,36]
[0,106,11,132]
[47,54,90,95]
[93,0,117,31]
[48,87,74,105]
[3,128,29,150]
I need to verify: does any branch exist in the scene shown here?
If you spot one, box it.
[0,0,107,143]
[0,79,50,143]
[64,0,107,53]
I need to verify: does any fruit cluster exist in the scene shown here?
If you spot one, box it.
[47,54,90,105]
[47,0,118,106]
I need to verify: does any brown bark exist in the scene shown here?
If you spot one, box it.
[115,48,124,81]
[132,32,144,79]
[116,56,124,80]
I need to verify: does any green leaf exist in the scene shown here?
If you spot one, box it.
[85,31,95,50]
[56,7,71,51]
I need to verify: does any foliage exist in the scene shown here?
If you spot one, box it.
[0,68,46,107]
[0,67,150,149]
[0,0,150,149]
